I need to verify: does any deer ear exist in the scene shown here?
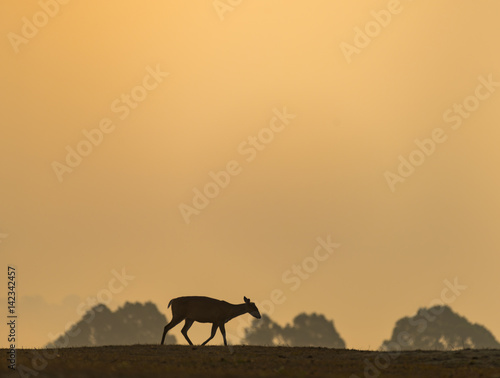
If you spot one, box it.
[244,296,249,303]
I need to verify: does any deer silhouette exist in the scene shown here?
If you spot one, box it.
[160,296,261,346]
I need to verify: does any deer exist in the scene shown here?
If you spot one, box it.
[160,296,261,346]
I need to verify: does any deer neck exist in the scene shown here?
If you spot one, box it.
[227,303,248,321]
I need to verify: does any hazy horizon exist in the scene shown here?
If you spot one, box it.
[1,1,500,350]
[3,293,498,350]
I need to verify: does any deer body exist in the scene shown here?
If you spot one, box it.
[160,296,261,346]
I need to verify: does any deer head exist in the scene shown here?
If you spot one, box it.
[244,296,261,319]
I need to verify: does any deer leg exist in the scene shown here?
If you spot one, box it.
[219,323,227,346]
[181,319,195,346]
[201,323,218,346]
[161,317,183,345]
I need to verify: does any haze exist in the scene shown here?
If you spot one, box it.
[1,0,499,349]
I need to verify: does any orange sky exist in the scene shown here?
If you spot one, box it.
[1,0,500,350]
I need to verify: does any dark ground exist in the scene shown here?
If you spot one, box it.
[2,345,500,377]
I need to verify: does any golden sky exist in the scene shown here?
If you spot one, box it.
[1,0,500,349]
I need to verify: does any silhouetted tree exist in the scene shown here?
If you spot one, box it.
[282,313,346,348]
[243,314,284,345]
[48,301,176,347]
[381,305,500,351]
[242,312,345,348]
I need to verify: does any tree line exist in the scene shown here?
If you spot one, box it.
[49,302,500,350]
